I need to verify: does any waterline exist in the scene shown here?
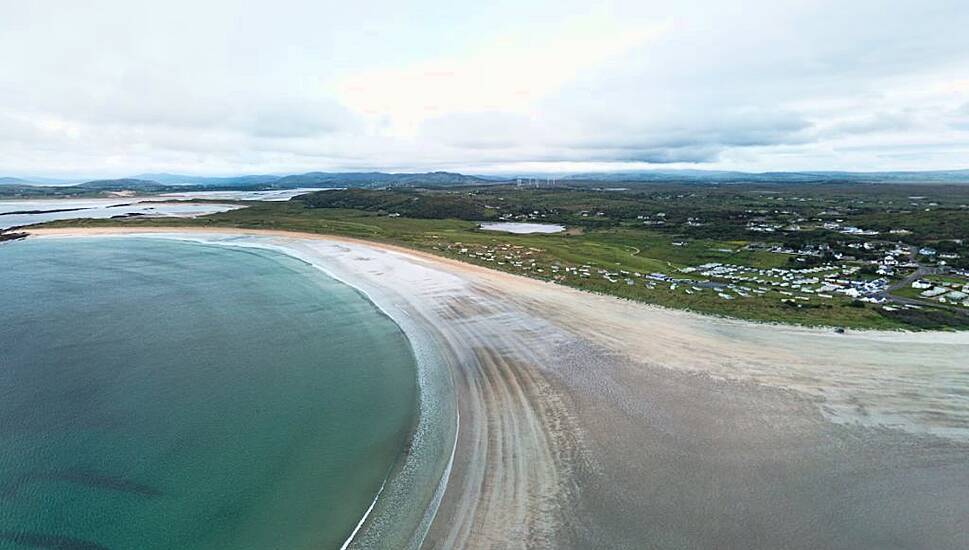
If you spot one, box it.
[1,236,421,549]
[35,233,461,550]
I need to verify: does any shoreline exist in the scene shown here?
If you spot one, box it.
[25,225,967,337]
[28,229,458,549]
[224,237,461,549]
[25,227,969,549]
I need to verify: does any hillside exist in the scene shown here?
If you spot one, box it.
[296,188,492,219]
[557,169,969,184]
[76,178,167,192]
[275,171,504,188]
[132,173,282,186]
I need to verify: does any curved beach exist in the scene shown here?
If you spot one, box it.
[27,227,969,549]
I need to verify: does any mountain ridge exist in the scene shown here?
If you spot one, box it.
[4,169,969,193]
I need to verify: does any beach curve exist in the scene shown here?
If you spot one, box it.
[25,227,969,549]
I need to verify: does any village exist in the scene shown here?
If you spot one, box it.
[174,180,969,329]
[436,232,969,315]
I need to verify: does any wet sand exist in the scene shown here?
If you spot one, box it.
[27,227,969,549]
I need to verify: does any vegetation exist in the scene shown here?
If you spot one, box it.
[299,188,495,220]
[0,231,27,242]
[31,181,969,331]
[0,171,504,198]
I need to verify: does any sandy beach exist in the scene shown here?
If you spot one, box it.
[26,227,969,549]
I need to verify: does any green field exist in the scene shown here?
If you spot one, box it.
[33,190,969,331]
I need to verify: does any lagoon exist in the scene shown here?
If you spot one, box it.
[478,222,565,234]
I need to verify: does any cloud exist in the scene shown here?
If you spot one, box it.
[819,111,919,137]
[1,0,968,176]
[419,102,812,166]
[336,15,662,136]
[244,100,360,138]
[950,103,969,131]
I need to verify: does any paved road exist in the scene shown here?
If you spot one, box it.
[880,247,967,315]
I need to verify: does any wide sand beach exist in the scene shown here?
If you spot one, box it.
[27,227,969,549]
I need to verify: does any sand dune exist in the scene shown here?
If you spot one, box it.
[28,227,969,549]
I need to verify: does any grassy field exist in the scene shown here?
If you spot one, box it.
[31,199,959,330]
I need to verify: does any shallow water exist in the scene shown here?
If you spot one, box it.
[0,200,240,230]
[0,237,418,549]
[478,222,565,234]
[156,188,335,201]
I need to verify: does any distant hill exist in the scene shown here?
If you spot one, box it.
[0,176,81,186]
[127,171,504,188]
[273,171,505,188]
[555,169,969,184]
[0,183,47,196]
[77,178,167,192]
[1,171,506,197]
[3,177,167,198]
[791,169,969,183]
[6,169,969,195]
[132,173,282,186]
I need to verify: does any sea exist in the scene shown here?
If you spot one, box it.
[0,237,420,549]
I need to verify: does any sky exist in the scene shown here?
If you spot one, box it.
[2,0,968,178]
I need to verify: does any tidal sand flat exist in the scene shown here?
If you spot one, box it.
[0,237,429,549]
[0,199,241,230]
[20,228,969,549]
[155,187,335,201]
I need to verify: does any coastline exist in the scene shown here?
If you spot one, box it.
[27,230,458,549]
[25,227,969,549]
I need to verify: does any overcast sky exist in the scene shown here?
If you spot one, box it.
[2,0,969,177]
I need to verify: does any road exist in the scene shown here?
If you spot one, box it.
[880,246,968,316]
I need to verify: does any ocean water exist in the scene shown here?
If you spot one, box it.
[0,237,418,549]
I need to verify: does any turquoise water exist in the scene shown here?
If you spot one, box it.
[0,237,418,549]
